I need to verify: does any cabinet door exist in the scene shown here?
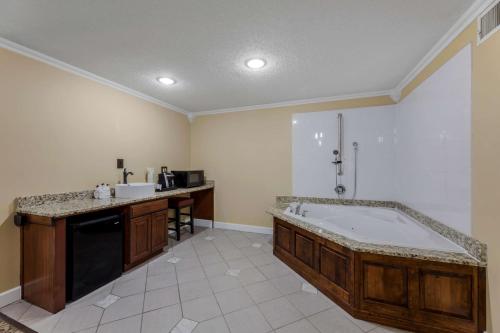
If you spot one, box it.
[130,215,151,263]
[151,210,168,252]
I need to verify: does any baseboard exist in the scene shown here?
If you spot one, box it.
[0,286,21,308]
[194,219,273,235]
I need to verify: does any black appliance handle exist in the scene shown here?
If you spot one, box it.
[72,214,121,229]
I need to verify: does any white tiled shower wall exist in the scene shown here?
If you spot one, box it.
[293,45,471,235]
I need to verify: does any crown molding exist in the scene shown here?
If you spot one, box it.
[2,0,490,119]
[0,37,189,116]
[191,89,393,118]
[394,0,494,96]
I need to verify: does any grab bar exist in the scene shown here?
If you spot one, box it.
[337,113,344,175]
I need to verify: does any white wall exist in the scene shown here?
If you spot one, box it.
[292,105,396,200]
[395,45,471,235]
[293,45,471,234]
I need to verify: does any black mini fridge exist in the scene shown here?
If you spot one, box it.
[66,211,123,302]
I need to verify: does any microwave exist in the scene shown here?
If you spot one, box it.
[172,170,205,188]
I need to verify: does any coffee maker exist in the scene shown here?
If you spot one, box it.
[157,166,177,191]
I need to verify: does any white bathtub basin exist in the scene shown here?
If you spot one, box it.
[284,203,466,253]
[115,183,155,199]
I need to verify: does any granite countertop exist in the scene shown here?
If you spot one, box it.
[268,196,487,267]
[16,181,214,218]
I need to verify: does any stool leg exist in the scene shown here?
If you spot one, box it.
[175,207,181,241]
[190,205,194,234]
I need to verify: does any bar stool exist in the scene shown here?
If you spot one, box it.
[168,197,194,241]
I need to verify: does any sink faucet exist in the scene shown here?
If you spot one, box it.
[123,168,134,184]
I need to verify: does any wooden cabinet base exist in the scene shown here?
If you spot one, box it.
[273,218,486,333]
[21,216,66,313]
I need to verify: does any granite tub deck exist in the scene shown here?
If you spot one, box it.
[267,196,486,267]
[16,181,214,218]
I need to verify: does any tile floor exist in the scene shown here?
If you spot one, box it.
[1,227,412,333]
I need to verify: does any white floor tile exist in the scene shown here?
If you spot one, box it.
[53,305,103,333]
[275,319,320,333]
[237,267,266,286]
[258,262,291,279]
[112,277,146,297]
[143,285,180,312]
[179,279,213,302]
[226,258,254,270]
[141,304,182,333]
[215,288,254,314]
[148,260,176,276]
[248,253,278,267]
[172,318,198,333]
[202,262,229,278]
[177,266,206,284]
[270,274,303,295]
[118,266,147,283]
[94,294,120,308]
[258,297,303,329]
[19,305,53,326]
[199,254,224,266]
[224,305,272,333]
[0,300,31,320]
[208,275,241,293]
[192,316,230,333]
[245,281,282,304]
[97,314,141,333]
[146,272,177,291]
[100,293,144,324]
[309,308,363,333]
[286,291,333,317]
[182,295,221,322]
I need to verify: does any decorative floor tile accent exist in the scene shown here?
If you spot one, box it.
[94,295,120,308]
[204,236,215,241]
[302,283,318,294]
[251,243,262,248]
[226,269,241,277]
[172,318,198,333]
[168,257,182,264]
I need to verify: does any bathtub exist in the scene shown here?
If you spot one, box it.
[284,203,466,253]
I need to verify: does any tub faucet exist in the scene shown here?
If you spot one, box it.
[123,168,134,184]
[295,202,303,215]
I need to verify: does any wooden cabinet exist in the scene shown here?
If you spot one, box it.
[129,215,151,263]
[273,217,486,333]
[151,211,168,252]
[125,199,168,269]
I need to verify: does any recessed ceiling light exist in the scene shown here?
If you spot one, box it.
[245,58,266,69]
[157,77,176,85]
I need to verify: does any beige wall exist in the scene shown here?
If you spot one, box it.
[0,48,190,292]
[397,22,499,332]
[471,25,500,333]
[190,96,394,228]
[191,22,499,331]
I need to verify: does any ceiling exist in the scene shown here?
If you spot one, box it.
[0,0,474,113]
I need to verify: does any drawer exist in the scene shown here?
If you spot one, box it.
[130,199,168,218]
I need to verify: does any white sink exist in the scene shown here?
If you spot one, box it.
[115,183,155,199]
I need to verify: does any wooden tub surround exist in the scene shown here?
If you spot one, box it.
[273,217,486,333]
